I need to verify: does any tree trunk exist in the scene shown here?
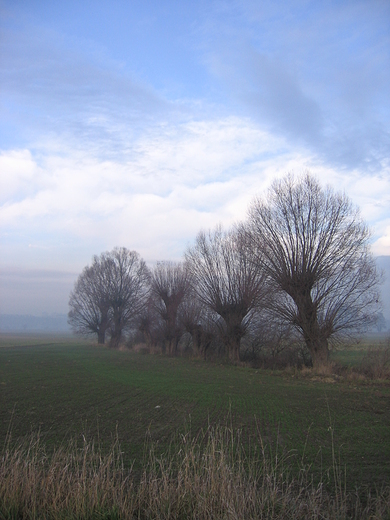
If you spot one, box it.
[97,313,109,345]
[224,317,243,363]
[144,331,154,349]
[190,325,203,358]
[307,336,329,368]
[166,337,177,356]
[294,292,329,368]
[109,326,122,348]
[201,332,213,360]
[189,326,213,360]
[228,338,241,363]
[109,311,123,349]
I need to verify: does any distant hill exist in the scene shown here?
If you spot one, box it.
[0,314,70,333]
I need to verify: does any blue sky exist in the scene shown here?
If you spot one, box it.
[1,0,389,315]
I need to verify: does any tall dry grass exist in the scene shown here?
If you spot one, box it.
[283,342,390,384]
[1,425,389,519]
[360,343,390,380]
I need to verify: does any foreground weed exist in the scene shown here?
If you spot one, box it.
[1,427,389,519]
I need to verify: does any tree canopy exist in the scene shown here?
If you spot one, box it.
[246,173,381,366]
[68,247,150,347]
[186,226,267,362]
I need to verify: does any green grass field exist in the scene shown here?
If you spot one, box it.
[330,334,389,366]
[1,333,389,492]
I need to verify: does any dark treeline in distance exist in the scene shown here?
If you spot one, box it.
[68,173,382,368]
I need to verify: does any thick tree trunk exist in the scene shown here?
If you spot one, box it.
[298,308,329,367]
[97,313,109,345]
[97,330,106,344]
[191,327,202,358]
[306,336,329,367]
[294,291,330,368]
[189,326,212,360]
[228,338,241,363]
[144,331,154,349]
[108,310,123,349]
[222,314,244,363]
[168,338,174,356]
[303,321,330,368]
[201,333,213,360]
[166,337,178,356]
[109,325,122,348]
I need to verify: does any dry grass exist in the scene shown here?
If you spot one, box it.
[284,342,390,384]
[0,434,134,519]
[359,344,390,380]
[1,426,389,520]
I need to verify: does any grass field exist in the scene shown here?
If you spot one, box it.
[1,333,389,497]
[330,334,389,366]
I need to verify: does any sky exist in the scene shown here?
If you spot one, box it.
[0,0,389,316]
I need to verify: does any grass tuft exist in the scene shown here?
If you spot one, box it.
[1,426,389,519]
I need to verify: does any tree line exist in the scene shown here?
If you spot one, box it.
[68,174,382,368]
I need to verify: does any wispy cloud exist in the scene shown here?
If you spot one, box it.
[1,22,174,158]
[205,0,390,172]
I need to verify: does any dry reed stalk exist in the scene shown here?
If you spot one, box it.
[0,426,389,519]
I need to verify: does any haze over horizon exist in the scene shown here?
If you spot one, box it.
[1,0,389,317]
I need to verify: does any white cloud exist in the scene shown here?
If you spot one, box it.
[0,150,41,202]
[0,118,293,264]
[372,221,390,257]
[2,115,389,273]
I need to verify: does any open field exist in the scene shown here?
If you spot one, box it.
[1,333,389,495]
[330,333,390,366]
[0,332,85,348]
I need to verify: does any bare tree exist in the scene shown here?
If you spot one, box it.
[179,295,215,359]
[68,257,111,344]
[137,295,163,350]
[68,248,150,347]
[185,226,267,363]
[247,173,382,367]
[150,261,191,356]
[105,248,150,348]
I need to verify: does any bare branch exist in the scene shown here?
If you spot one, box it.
[247,173,382,367]
[186,225,267,362]
[150,261,191,356]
